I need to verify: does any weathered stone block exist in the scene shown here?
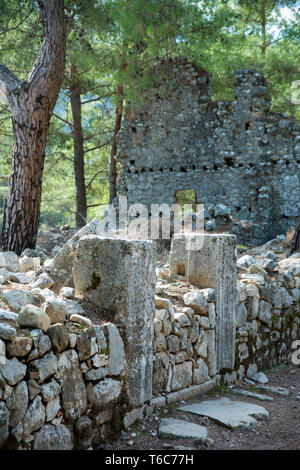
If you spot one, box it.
[104,322,125,376]
[193,358,209,385]
[57,349,87,420]
[33,424,73,450]
[171,361,193,391]
[73,235,156,407]
[92,378,123,408]
[170,233,236,370]
[30,352,58,383]
[0,403,9,448]
[6,380,28,428]
[0,357,26,386]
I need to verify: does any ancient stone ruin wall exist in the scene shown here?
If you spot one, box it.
[1,228,300,449]
[116,58,300,242]
[153,294,218,397]
[234,256,300,381]
[0,314,127,450]
[0,230,157,450]
[155,233,300,393]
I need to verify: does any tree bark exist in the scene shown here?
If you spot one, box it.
[109,52,127,204]
[70,65,87,228]
[0,0,66,254]
[109,85,123,204]
[261,0,267,58]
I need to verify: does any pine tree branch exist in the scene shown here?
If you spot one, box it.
[0,64,21,101]
[83,140,111,154]
[86,169,109,190]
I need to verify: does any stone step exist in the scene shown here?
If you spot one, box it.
[158,418,208,440]
[254,384,290,397]
[231,388,274,402]
[178,397,269,430]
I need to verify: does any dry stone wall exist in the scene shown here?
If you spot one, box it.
[116,57,300,243]
[153,233,300,397]
[1,227,300,449]
[0,236,155,450]
[153,293,217,396]
[0,306,128,450]
[233,253,300,382]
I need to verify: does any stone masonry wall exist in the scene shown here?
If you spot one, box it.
[0,234,155,450]
[1,229,300,449]
[116,57,300,242]
[232,253,300,383]
[0,301,128,450]
[153,293,217,396]
[152,233,300,399]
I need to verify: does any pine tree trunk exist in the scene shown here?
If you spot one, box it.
[1,97,49,253]
[0,0,66,254]
[261,0,267,58]
[109,52,127,204]
[109,86,123,204]
[70,66,87,228]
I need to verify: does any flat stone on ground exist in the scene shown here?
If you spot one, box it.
[254,384,289,397]
[231,388,274,402]
[158,418,208,440]
[178,398,269,430]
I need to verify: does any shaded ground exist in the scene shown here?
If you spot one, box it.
[104,364,300,451]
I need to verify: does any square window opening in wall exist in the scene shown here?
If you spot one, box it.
[176,264,186,276]
[175,189,197,212]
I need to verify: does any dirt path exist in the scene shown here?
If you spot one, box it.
[104,364,299,451]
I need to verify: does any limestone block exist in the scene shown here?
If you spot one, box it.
[33,424,73,450]
[18,304,50,333]
[47,323,69,353]
[22,396,45,438]
[0,251,20,272]
[171,361,193,391]
[92,378,123,407]
[75,327,98,361]
[236,303,247,327]
[30,352,58,383]
[155,309,172,335]
[194,329,208,358]
[170,233,236,370]
[53,218,101,285]
[6,380,28,428]
[237,255,256,268]
[258,300,272,326]
[183,291,208,314]
[7,336,32,357]
[57,349,87,420]
[20,256,40,273]
[0,357,26,386]
[73,235,156,407]
[1,289,34,313]
[104,322,125,376]
[0,323,16,341]
[193,358,209,385]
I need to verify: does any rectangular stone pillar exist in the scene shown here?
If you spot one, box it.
[170,233,236,370]
[73,235,156,407]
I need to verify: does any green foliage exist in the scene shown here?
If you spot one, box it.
[0,0,300,231]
